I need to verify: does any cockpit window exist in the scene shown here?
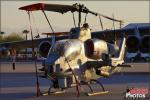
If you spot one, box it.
[69,27,80,39]
[50,43,62,55]
[49,41,66,56]
[48,39,81,61]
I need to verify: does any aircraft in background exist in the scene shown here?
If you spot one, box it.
[0,3,133,97]
[92,23,150,62]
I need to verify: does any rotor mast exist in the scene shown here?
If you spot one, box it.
[78,4,82,27]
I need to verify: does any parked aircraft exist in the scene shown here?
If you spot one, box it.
[92,23,150,62]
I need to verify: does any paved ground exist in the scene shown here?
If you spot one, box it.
[0,62,150,100]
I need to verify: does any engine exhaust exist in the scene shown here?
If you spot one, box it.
[126,36,140,53]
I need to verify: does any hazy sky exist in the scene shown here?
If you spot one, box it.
[1,1,149,35]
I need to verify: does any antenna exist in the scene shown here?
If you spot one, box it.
[112,14,116,46]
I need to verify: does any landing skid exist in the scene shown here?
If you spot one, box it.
[41,79,109,96]
[87,91,109,96]
[81,79,109,96]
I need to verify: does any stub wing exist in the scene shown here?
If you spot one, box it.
[0,36,67,49]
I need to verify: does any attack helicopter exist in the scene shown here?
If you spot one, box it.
[0,3,131,97]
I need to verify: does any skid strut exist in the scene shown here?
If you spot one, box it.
[41,79,109,96]
[86,79,109,96]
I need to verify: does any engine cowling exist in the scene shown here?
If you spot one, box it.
[140,35,150,53]
[38,41,51,58]
[126,36,140,53]
[85,39,108,59]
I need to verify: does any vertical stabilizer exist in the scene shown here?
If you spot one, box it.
[111,37,126,66]
[118,37,126,61]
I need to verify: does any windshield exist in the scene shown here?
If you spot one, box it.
[48,41,66,56]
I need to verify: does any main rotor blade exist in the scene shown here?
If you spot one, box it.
[84,8,123,23]
[98,13,123,23]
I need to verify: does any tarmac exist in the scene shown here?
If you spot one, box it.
[0,62,150,100]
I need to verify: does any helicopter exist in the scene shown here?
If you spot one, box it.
[0,3,132,97]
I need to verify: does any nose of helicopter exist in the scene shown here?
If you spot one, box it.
[44,53,60,73]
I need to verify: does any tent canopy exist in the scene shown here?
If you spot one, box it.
[19,3,79,14]
[19,3,122,23]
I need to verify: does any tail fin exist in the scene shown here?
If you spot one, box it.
[111,37,126,66]
[118,37,126,61]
